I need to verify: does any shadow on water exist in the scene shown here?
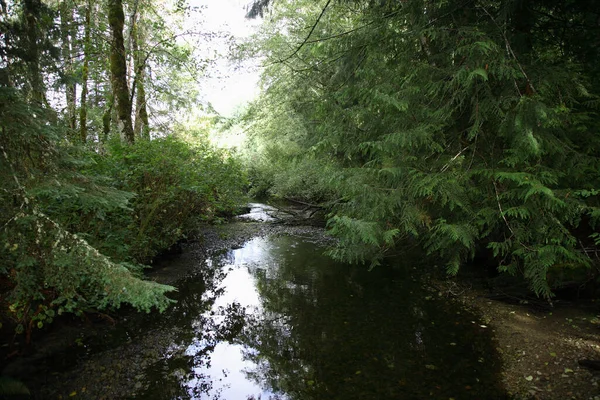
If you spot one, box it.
[23,220,507,399]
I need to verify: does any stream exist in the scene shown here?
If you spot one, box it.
[10,203,507,399]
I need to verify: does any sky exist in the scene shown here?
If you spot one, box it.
[183,0,262,117]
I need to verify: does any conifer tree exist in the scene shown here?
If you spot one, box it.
[245,0,600,297]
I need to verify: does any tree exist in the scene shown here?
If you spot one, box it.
[59,0,76,131]
[22,0,47,104]
[243,0,600,297]
[131,3,150,139]
[79,0,91,142]
[108,0,134,143]
[0,0,248,339]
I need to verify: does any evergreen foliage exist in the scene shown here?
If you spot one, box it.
[92,134,247,262]
[243,0,600,297]
[0,87,175,336]
[0,86,247,336]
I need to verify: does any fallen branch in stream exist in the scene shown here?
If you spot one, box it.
[263,201,327,226]
[283,197,325,209]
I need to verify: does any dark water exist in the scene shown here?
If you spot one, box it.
[18,208,507,399]
[137,234,506,399]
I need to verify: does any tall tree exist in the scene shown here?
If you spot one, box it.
[59,0,76,130]
[244,0,600,297]
[79,0,91,143]
[22,0,45,104]
[108,0,134,143]
[131,6,150,138]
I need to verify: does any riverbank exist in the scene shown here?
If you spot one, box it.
[432,277,600,399]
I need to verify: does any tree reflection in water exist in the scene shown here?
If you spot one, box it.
[139,234,506,400]
[239,235,507,400]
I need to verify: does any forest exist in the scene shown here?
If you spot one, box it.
[1,0,600,380]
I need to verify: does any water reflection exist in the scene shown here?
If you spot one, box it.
[141,235,506,399]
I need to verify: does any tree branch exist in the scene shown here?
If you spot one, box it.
[275,0,333,64]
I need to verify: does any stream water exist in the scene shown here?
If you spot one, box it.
[18,204,507,399]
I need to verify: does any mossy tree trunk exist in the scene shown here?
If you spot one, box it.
[108,0,134,143]
[132,20,150,139]
[79,0,91,143]
[60,1,77,131]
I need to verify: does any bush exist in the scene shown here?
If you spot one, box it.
[0,89,175,338]
[1,88,246,336]
[91,135,247,262]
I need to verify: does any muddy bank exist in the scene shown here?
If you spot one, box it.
[431,277,600,400]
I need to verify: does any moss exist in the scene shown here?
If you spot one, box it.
[107,0,134,143]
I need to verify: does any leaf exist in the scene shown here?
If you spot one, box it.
[470,68,488,81]
[0,376,30,395]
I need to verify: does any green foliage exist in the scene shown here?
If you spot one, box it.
[243,0,600,297]
[0,0,249,339]
[0,87,176,335]
[90,134,247,261]
[0,87,246,336]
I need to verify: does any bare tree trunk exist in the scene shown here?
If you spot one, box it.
[79,0,91,143]
[108,0,134,143]
[126,0,139,89]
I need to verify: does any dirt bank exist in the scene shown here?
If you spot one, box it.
[432,278,600,400]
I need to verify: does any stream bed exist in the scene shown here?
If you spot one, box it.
[13,204,507,399]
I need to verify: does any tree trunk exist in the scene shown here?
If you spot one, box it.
[108,0,134,143]
[126,0,139,89]
[102,92,114,142]
[23,0,45,105]
[79,0,91,143]
[0,0,14,86]
[132,19,150,139]
[60,1,77,131]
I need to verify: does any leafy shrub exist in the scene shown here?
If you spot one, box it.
[0,88,175,338]
[91,135,247,262]
[0,88,245,336]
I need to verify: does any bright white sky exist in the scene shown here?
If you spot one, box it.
[183,0,262,117]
